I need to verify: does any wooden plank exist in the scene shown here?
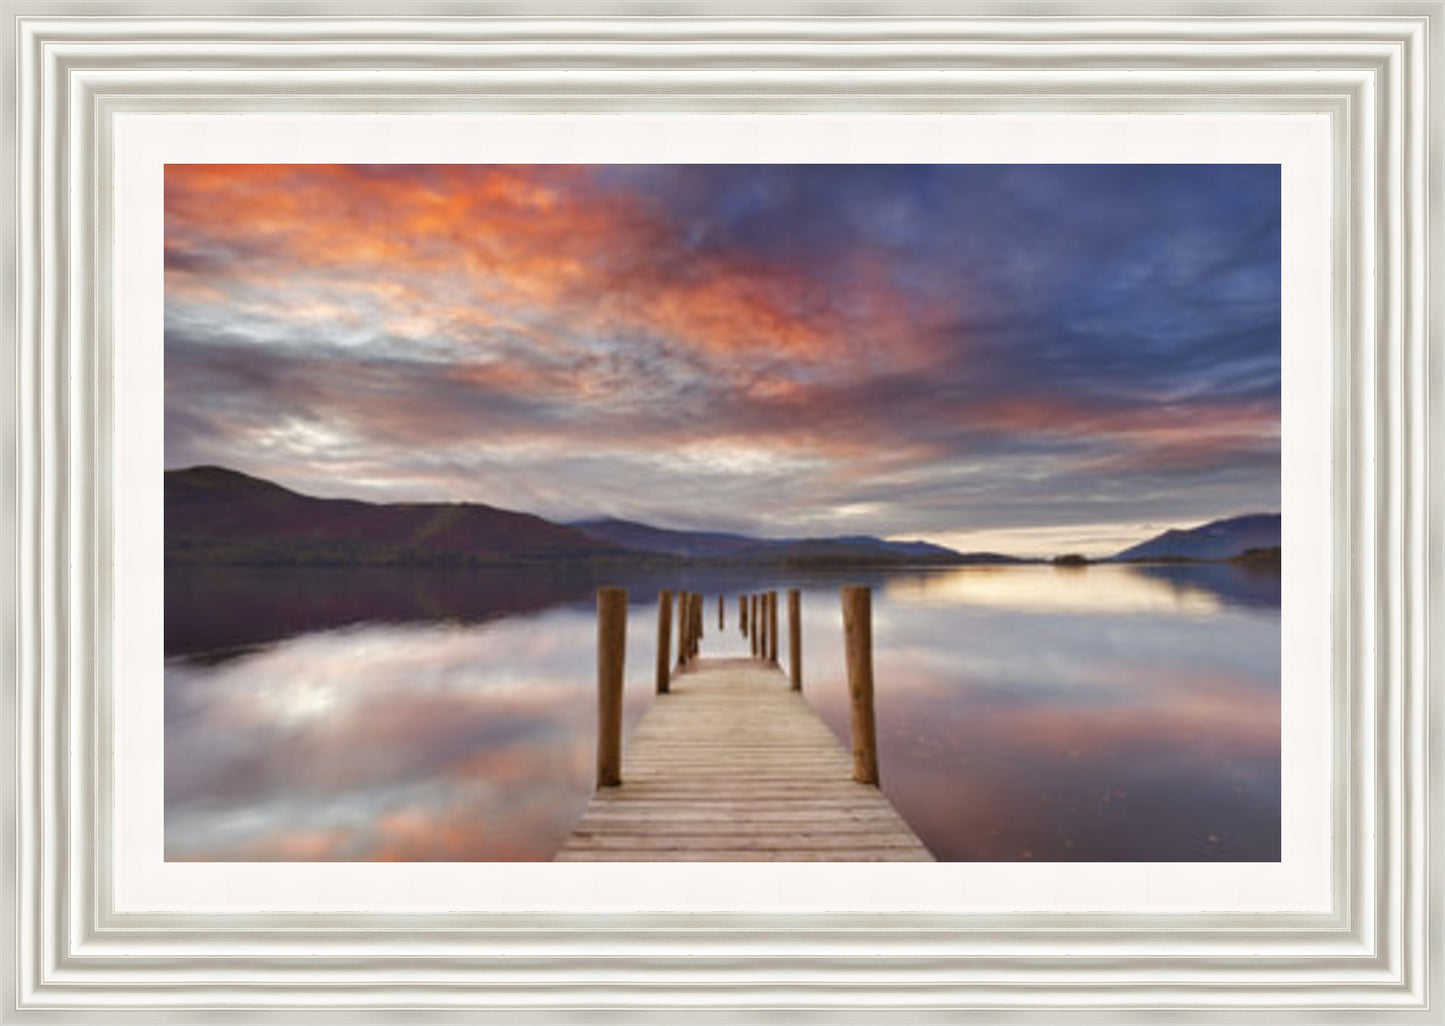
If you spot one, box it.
[555,657,933,861]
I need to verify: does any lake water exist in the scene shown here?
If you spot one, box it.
[165,562,1280,861]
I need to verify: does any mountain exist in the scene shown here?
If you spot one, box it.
[166,465,629,566]
[725,536,1014,566]
[167,465,1026,568]
[1111,513,1281,563]
[571,516,1021,566]
[569,517,761,559]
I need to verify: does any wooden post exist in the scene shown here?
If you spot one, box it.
[767,591,774,662]
[751,594,760,657]
[679,592,696,668]
[596,586,627,788]
[788,588,802,690]
[739,595,746,634]
[676,594,687,669]
[655,590,672,694]
[686,592,697,661]
[767,590,779,664]
[718,594,724,631]
[841,586,879,786]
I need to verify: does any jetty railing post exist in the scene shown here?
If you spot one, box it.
[655,590,673,694]
[596,586,627,788]
[739,595,746,635]
[718,594,724,631]
[841,586,880,786]
[788,588,802,690]
[767,590,779,664]
[751,594,760,657]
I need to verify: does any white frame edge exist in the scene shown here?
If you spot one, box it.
[2,4,1440,1020]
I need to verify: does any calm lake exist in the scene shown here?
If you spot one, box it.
[165,562,1280,862]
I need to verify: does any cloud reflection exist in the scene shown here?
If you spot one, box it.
[801,565,1280,860]
[882,564,1224,615]
[166,606,655,861]
[167,563,1279,861]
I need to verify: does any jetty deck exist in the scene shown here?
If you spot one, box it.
[555,655,934,862]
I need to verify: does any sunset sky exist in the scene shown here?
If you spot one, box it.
[164,164,1280,556]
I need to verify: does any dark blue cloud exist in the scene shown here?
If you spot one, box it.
[597,163,1280,412]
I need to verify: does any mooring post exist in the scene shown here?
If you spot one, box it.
[762,591,772,663]
[718,594,724,631]
[767,590,780,664]
[692,592,702,654]
[675,594,687,669]
[683,592,698,667]
[788,588,802,690]
[751,594,761,657]
[596,586,627,788]
[841,586,879,786]
[655,590,673,694]
[684,592,696,662]
[739,595,746,634]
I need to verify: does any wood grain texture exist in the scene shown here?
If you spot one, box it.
[594,587,627,788]
[556,657,932,861]
[655,589,672,695]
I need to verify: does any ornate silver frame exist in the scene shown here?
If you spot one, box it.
[3,5,1440,1020]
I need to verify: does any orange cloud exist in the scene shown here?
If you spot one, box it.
[165,164,944,375]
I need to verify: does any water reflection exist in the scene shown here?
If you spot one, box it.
[166,606,653,860]
[803,565,1279,861]
[165,566,604,660]
[884,563,1223,614]
[166,562,1279,861]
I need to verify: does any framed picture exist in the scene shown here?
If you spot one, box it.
[4,3,1440,1019]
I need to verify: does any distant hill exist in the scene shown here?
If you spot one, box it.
[167,466,1025,568]
[725,536,1021,567]
[569,517,760,559]
[571,516,1019,566]
[166,466,630,566]
[1111,513,1281,563]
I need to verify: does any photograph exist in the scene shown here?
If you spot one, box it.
[162,162,1282,864]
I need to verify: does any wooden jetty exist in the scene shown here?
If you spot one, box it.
[555,587,934,862]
